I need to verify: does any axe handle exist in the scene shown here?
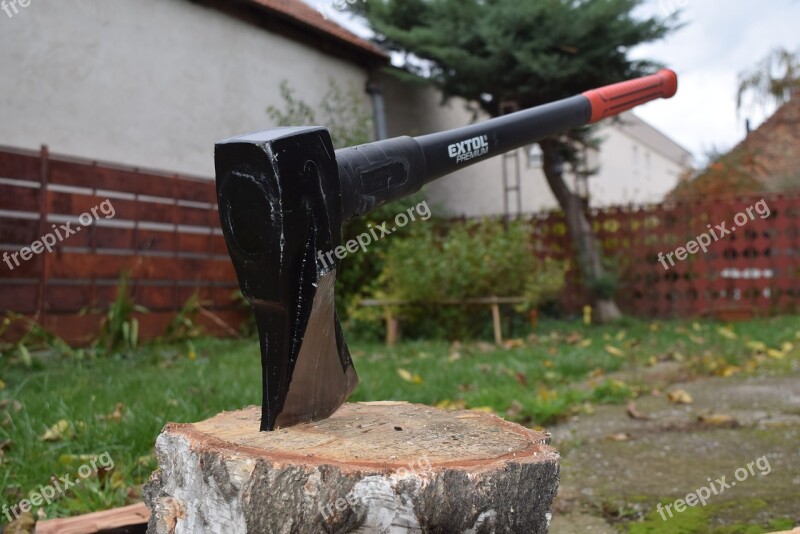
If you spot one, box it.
[337,69,677,220]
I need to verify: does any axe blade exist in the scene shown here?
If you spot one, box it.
[216,127,356,431]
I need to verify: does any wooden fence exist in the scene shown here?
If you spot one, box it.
[1,145,798,346]
[531,193,800,318]
[0,145,245,345]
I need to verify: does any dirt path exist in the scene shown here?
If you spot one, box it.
[548,362,800,533]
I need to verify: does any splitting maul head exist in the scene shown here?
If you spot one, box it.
[216,70,679,431]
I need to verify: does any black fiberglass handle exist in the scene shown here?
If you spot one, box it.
[336,95,590,221]
[336,69,678,221]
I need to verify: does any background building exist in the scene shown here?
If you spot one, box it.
[0,0,690,216]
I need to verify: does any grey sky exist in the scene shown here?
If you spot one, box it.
[319,0,800,165]
[632,0,800,164]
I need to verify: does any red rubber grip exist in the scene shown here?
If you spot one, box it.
[583,69,678,123]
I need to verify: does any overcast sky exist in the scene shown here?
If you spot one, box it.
[631,0,800,165]
[319,0,800,166]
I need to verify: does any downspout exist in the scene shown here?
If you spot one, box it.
[367,81,389,141]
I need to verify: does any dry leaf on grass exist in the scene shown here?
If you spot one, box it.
[717,326,737,340]
[40,419,72,442]
[626,402,650,420]
[698,414,738,426]
[97,402,125,422]
[667,389,693,405]
[396,368,423,384]
[604,345,624,357]
[607,433,631,442]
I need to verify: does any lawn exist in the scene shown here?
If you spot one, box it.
[1,315,799,521]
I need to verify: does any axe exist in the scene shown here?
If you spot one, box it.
[216,69,678,431]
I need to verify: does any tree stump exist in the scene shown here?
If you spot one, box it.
[143,402,559,533]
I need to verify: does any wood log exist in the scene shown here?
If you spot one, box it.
[34,502,149,534]
[144,402,559,533]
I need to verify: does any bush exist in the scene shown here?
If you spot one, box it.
[361,218,567,340]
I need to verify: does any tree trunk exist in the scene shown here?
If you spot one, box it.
[539,140,622,323]
[144,402,560,533]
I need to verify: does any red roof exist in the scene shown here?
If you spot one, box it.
[245,0,387,61]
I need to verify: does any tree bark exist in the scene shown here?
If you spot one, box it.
[144,402,560,534]
[539,139,622,323]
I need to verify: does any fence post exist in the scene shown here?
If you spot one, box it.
[36,145,49,322]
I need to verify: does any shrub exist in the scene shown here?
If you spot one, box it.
[367,218,566,340]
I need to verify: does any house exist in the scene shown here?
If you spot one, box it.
[0,0,689,217]
[425,112,694,218]
[671,94,800,200]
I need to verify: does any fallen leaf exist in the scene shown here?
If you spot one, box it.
[615,330,626,341]
[781,341,793,353]
[672,351,686,362]
[605,345,624,357]
[667,389,693,405]
[607,433,631,442]
[4,511,35,534]
[537,388,558,402]
[689,335,706,345]
[502,339,524,350]
[590,368,604,378]
[719,366,741,378]
[448,351,461,363]
[515,372,528,387]
[692,322,702,331]
[565,332,583,345]
[0,379,5,390]
[698,414,738,426]
[543,360,554,368]
[435,399,466,410]
[396,368,423,384]
[578,339,593,348]
[746,340,767,352]
[41,419,72,442]
[98,403,125,422]
[626,402,650,420]
[767,349,786,360]
[470,406,494,414]
[717,326,737,340]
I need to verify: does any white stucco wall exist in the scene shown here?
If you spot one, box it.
[586,122,691,206]
[427,112,693,217]
[0,0,371,177]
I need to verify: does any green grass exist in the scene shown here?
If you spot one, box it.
[1,315,799,520]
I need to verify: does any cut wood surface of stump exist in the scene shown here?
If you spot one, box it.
[144,402,560,533]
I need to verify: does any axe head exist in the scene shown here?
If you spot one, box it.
[216,127,358,431]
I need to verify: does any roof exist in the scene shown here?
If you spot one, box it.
[613,112,694,169]
[671,95,800,199]
[243,0,387,61]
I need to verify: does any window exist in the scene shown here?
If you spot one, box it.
[527,144,543,169]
